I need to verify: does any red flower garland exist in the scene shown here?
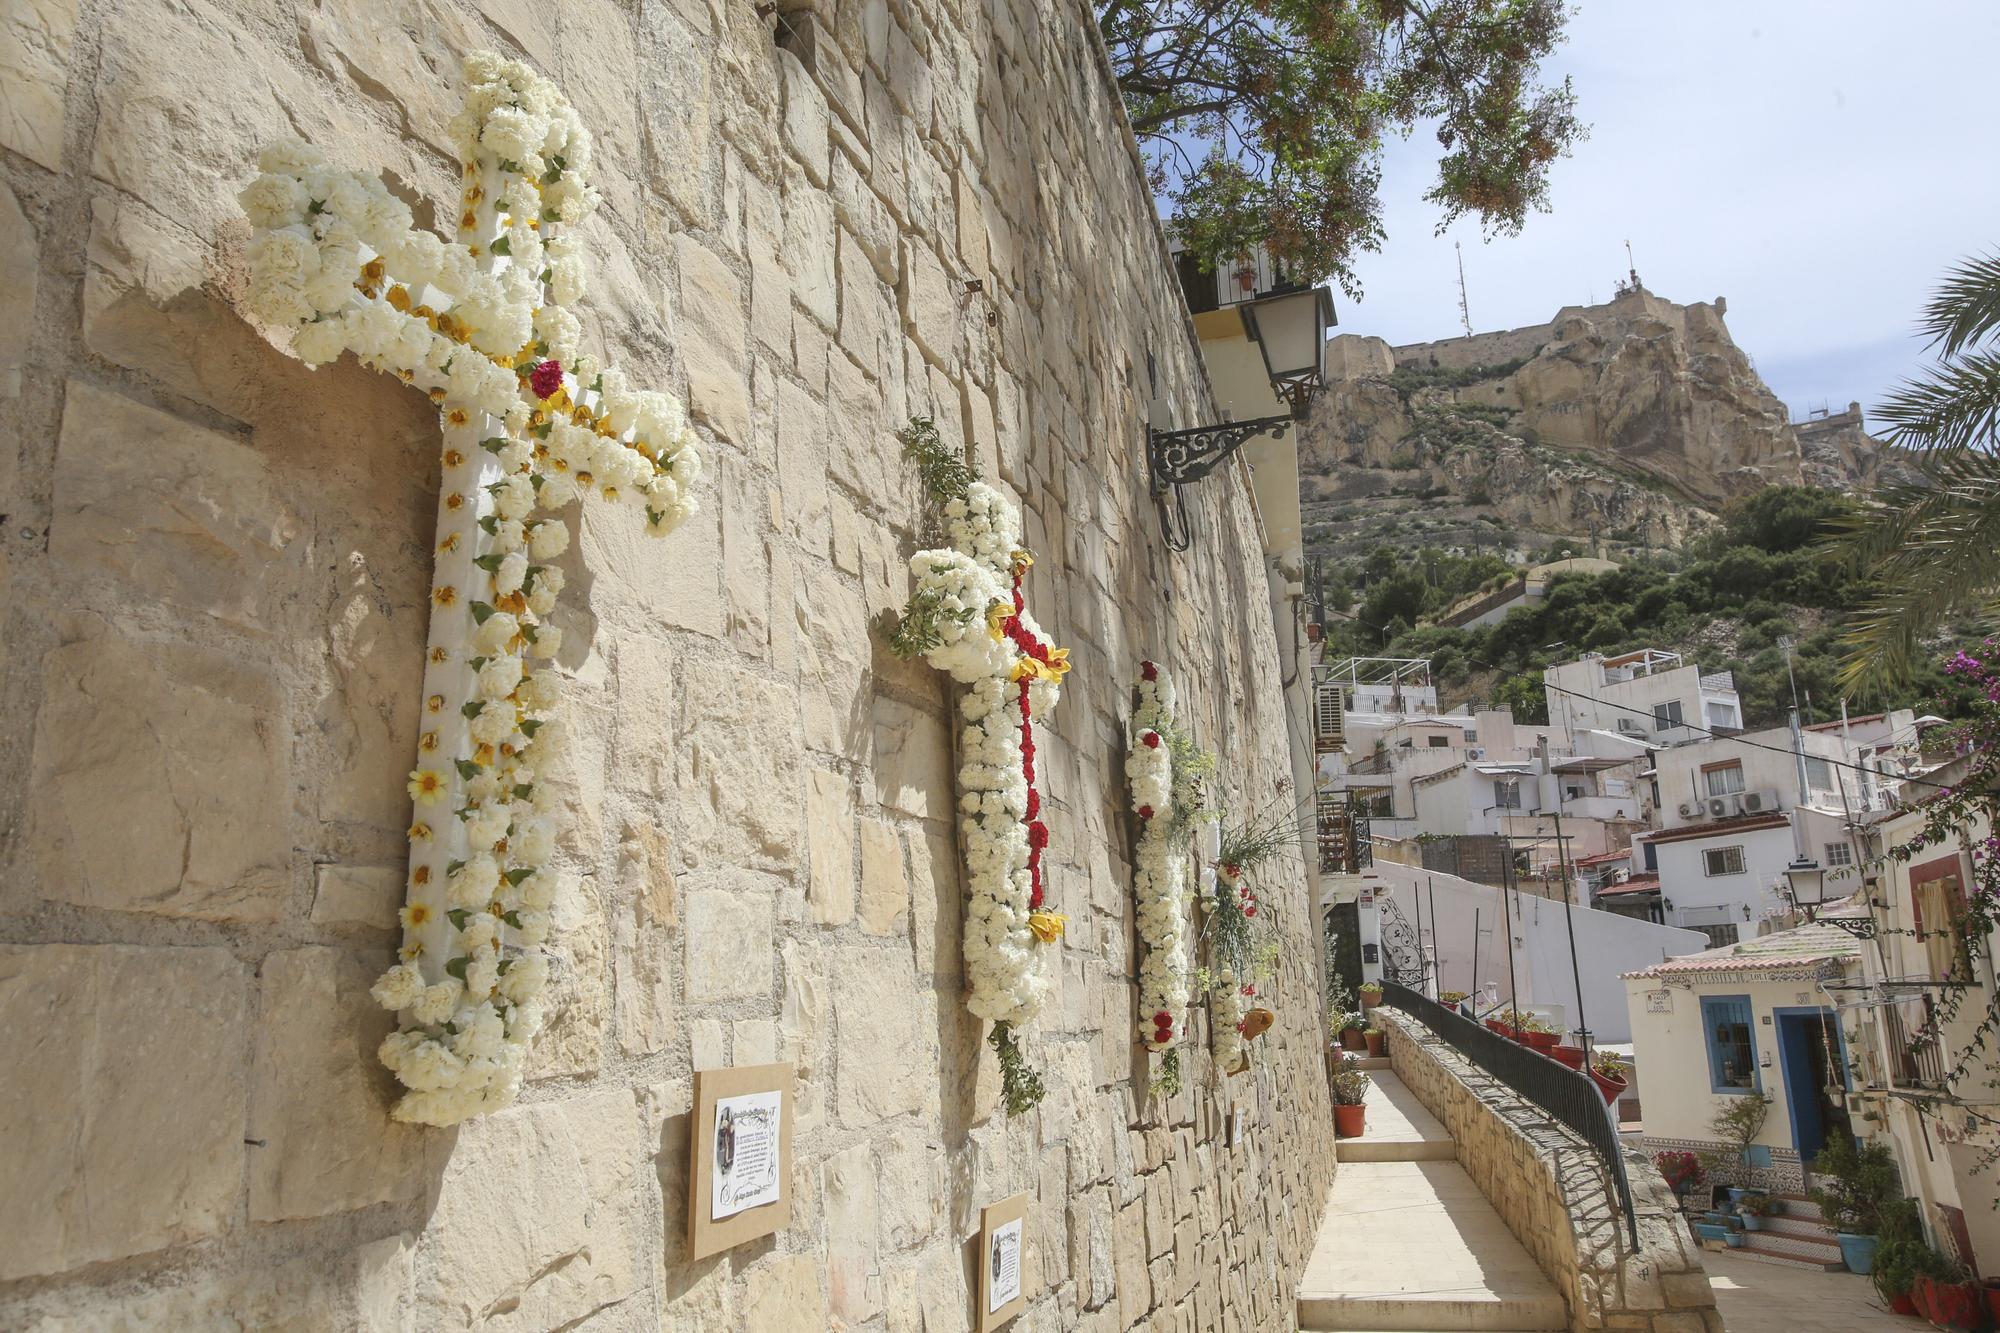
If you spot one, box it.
[1000,568,1055,909]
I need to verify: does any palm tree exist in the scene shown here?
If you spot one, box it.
[1837,252,2000,690]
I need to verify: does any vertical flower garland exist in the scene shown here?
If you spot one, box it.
[888,420,1069,1116]
[1204,812,1289,1084]
[1129,661,1191,1094]
[1211,964,1247,1076]
[240,52,702,1125]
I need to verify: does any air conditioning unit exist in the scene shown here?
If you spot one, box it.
[1706,797,1729,817]
[1677,801,1704,819]
[1740,788,1781,814]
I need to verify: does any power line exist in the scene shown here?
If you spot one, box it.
[1314,603,1957,795]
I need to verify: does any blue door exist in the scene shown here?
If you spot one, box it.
[1774,1008,1845,1162]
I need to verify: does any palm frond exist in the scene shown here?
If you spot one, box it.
[1874,350,2000,452]
[1919,251,2000,357]
[1835,449,2000,689]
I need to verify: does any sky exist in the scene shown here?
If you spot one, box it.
[1340,1,2000,424]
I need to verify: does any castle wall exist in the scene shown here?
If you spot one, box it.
[0,0,1334,1328]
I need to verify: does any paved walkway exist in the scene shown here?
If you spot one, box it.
[1701,1248,1910,1331]
[1299,1069,1566,1331]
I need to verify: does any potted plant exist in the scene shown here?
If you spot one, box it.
[1723,1229,1746,1248]
[1587,1053,1629,1106]
[1869,1203,1938,1319]
[1337,1010,1367,1052]
[1915,1262,1987,1332]
[1439,989,1469,1010]
[1737,1193,1776,1231]
[1331,1054,1371,1138]
[1363,1025,1385,1058]
[1653,1150,1704,1208]
[1485,1013,1514,1038]
[1551,1040,1585,1070]
[1808,1132,1900,1276]
[1358,980,1383,1013]
[1521,1016,1559,1053]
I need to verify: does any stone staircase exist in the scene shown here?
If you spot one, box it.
[1298,1065,1568,1331]
[1694,1193,1847,1272]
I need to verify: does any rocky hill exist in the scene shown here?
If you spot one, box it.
[1297,285,1906,563]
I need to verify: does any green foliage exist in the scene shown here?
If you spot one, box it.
[1330,1053,1372,1106]
[1149,1047,1182,1099]
[1696,1090,1770,1174]
[887,577,975,659]
[988,1021,1046,1118]
[1100,0,1584,290]
[1836,249,2000,686]
[1809,1133,1902,1235]
[1317,491,1974,729]
[899,415,976,508]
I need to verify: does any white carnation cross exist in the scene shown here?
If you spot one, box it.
[239,52,703,1125]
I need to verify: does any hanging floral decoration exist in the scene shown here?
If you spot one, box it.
[1201,807,1295,1080]
[888,418,1069,1116]
[241,53,703,1126]
[1129,661,1212,1096]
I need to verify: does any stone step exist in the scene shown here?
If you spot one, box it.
[1723,1244,1846,1273]
[1769,1193,1826,1223]
[1756,1215,1841,1244]
[1299,1162,1568,1331]
[1336,1071,1456,1164]
[1741,1231,1846,1264]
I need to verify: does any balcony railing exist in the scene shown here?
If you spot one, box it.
[1879,994,1951,1094]
[1317,792,1373,875]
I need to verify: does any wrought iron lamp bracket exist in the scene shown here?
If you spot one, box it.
[1147,413,1294,493]
[1820,915,1879,940]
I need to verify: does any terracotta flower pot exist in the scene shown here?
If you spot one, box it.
[1360,991,1382,1013]
[1485,1019,1509,1036]
[1340,1028,1366,1052]
[1334,1103,1366,1138]
[1587,1067,1627,1107]
[1888,1291,1918,1316]
[1984,1280,2000,1322]
[1552,1044,1585,1070]
[1525,1030,1558,1053]
[1920,1277,1985,1332]
[1364,1031,1385,1058]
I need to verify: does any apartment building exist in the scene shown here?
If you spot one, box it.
[1544,648,1744,749]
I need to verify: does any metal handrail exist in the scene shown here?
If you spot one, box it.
[1379,980,1639,1248]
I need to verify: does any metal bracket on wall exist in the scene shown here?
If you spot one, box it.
[1147,413,1292,551]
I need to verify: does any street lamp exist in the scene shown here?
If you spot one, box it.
[1784,856,1878,939]
[1148,283,1335,551]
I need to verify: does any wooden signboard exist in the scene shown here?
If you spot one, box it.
[976,1192,1029,1331]
[688,1062,794,1261]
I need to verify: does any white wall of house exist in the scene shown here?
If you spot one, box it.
[1647,823,1797,943]
[1544,654,1743,745]
[1651,726,1848,830]
[1623,970,1849,1162]
[1372,861,1702,1042]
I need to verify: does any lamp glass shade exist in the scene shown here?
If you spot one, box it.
[1783,858,1828,906]
[1242,286,1330,389]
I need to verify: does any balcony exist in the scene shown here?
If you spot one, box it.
[1317,791,1373,875]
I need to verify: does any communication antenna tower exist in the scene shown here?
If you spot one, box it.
[1624,239,1641,293]
[1455,241,1473,337]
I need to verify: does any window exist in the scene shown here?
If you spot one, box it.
[1804,756,1833,789]
[1427,735,1450,747]
[1700,994,1759,1092]
[1364,791,1395,819]
[1703,762,1746,797]
[1911,855,1974,982]
[1824,842,1854,868]
[1653,700,1685,732]
[1693,923,1741,949]
[1706,702,1740,729]
[1493,778,1522,810]
[1704,846,1747,876]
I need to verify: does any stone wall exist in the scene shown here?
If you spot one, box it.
[0,0,1335,1329]
[1378,1012,1723,1333]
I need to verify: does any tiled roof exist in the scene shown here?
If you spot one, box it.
[1638,813,1789,846]
[1622,923,1860,979]
[1574,848,1633,866]
[1594,874,1659,897]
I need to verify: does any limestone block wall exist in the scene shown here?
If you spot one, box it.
[0,0,1336,1328]
[1379,1013,1722,1333]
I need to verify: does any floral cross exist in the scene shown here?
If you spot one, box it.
[240,53,703,1125]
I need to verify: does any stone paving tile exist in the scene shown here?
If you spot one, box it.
[1700,1248,1912,1331]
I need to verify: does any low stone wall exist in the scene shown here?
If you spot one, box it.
[1378,1012,1723,1333]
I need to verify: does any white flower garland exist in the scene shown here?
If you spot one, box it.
[1212,966,1246,1077]
[898,472,1069,1112]
[242,53,703,1125]
[1129,662,1188,1057]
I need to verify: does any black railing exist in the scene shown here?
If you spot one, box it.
[1379,980,1639,1249]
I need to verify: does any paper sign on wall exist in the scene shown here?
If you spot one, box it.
[689,1063,794,1260]
[977,1192,1029,1331]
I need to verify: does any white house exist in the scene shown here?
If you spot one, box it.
[1545,648,1744,746]
[1624,923,1862,1193]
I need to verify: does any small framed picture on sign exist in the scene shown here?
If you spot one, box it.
[689,1062,794,1260]
[977,1192,1029,1330]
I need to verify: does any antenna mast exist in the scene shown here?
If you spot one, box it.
[1624,239,1641,294]
[1455,241,1472,337]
